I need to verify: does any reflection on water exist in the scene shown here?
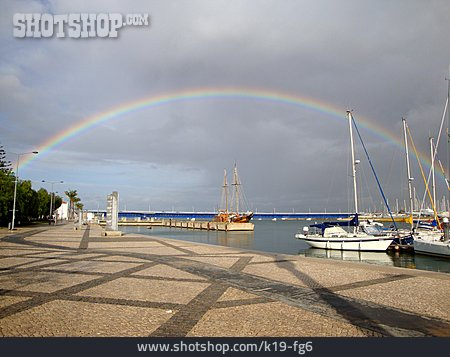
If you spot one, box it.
[122,225,255,251]
[299,246,450,273]
[122,220,449,274]
[302,249,395,266]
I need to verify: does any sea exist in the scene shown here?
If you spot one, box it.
[121,220,450,274]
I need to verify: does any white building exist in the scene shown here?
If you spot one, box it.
[56,201,69,220]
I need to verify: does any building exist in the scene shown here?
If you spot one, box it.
[56,201,69,220]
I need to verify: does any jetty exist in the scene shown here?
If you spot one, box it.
[158,219,254,231]
[98,218,254,231]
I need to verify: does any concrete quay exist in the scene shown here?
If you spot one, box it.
[0,223,449,337]
[99,218,254,231]
[159,219,254,231]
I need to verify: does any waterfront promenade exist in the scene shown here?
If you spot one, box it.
[0,223,449,337]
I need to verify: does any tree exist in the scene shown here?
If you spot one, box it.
[0,145,11,174]
[65,190,80,219]
[37,188,50,219]
[16,180,38,224]
[0,144,14,225]
[0,170,14,226]
[0,143,57,226]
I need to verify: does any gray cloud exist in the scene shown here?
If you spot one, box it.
[1,0,450,213]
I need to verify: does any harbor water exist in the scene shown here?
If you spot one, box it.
[122,220,450,274]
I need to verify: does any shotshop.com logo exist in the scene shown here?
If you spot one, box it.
[13,13,149,38]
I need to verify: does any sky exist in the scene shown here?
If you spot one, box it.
[1,0,450,213]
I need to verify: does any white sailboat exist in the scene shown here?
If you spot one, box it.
[413,66,450,258]
[295,111,394,251]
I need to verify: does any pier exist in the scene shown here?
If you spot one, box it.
[99,218,254,231]
[158,219,254,231]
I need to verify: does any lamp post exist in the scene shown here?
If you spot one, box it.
[10,151,38,230]
[41,180,64,223]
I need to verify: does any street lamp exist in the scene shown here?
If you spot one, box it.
[10,151,38,230]
[41,180,64,223]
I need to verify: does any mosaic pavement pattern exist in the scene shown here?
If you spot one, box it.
[0,224,449,337]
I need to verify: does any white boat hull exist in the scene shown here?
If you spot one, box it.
[413,239,450,258]
[295,234,393,251]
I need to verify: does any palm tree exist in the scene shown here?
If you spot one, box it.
[64,190,78,219]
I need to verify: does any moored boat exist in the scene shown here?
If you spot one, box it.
[413,227,450,257]
[295,111,395,251]
[212,165,254,230]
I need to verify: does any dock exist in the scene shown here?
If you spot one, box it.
[99,218,254,231]
[0,222,449,337]
[158,219,254,231]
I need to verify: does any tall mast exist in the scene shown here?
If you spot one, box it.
[403,118,414,230]
[232,164,239,213]
[447,64,450,220]
[430,137,437,212]
[223,169,228,214]
[347,111,359,218]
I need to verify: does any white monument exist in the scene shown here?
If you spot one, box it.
[105,191,120,235]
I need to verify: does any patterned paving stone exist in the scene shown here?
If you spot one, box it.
[0,249,49,257]
[187,302,367,337]
[217,287,260,302]
[0,271,100,293]
[242,259,389,289]
[0,300,176,337]
[14,259,69,269]
[338,276,450,322]
[131,264,208,281]
[0,257,41,268]
[87,241,164,249]
[76,277,210,305]
[0,296,30,309]
[22,251,74,258]
[183,256,241,269]
[41,260,142,274]
[175,245,246,255]
[98,247,187,256]
[92,255,151,263]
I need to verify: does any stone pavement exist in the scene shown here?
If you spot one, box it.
[0,223,449,337]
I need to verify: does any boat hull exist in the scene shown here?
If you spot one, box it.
[295,234,394,251]
[413,239,450,258]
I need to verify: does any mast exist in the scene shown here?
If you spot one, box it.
[223,169,228,214]
[403,118,414,230]
[232,164,239,213]
[347,111,359,219]
[447,64,450,221]
[430,137,437,213]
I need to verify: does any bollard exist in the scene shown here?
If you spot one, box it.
[443,217,449,242]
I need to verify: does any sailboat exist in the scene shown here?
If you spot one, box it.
[388,117,415,249]
[295,111,394,251]
[412,67,450,258]
[212,165,254,230]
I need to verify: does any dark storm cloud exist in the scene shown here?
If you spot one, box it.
[1,0,450,211]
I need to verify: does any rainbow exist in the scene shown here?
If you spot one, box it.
[18,87,435,173]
